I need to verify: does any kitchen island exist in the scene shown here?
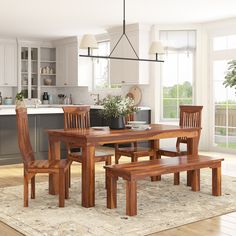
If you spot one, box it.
[0,105,151,165]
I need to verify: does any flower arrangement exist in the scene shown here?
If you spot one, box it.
[223,60,236,92]
[100,95,138,119]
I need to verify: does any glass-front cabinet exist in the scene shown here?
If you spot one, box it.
[20,47,39,99]
[19,45,56,99]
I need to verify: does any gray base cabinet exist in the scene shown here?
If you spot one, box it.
[0,114,65,165]
[0,109,151,165]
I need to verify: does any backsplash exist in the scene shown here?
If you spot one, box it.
[0,87,14,100]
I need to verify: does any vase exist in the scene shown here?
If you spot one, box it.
[15,100,26,109]
[110,116,125,129]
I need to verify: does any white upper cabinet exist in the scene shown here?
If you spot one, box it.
[56,40,79,86]
[55,37,90,87]
[108,24,150,85]
[0,42,17,86]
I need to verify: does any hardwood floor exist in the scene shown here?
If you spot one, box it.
[0,151,235,236]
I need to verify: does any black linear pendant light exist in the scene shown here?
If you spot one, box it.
[79,0,164,62]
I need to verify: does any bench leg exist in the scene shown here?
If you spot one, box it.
[126,180,137,216]
[107,175,117,209]
[191,169,200,192]
[174,173,180,185]
[212,166,221,196]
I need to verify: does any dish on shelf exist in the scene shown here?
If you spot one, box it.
[44,78,52,85]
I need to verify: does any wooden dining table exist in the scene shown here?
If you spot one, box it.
[47,124,199,208]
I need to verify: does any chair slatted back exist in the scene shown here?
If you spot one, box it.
[16,108,35,166]
[177,105,203,145]
[63,106,90,130]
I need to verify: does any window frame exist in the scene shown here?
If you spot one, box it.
[160,48,196,122]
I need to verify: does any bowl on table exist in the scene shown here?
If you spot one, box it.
[127,121,148,130]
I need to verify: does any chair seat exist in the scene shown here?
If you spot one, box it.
[28,159,71,170]
[69,150,112,163]
[158,146,187,157]
[116,146,155,157]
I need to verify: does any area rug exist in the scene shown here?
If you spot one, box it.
[0,170,236,236]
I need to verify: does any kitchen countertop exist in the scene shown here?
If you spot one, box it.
[0,104,151,115]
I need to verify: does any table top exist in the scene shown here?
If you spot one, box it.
[47,124,199,145]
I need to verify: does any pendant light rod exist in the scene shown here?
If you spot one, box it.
[109,0,139,59]
[79,54,164,62]
[79,0,165,63]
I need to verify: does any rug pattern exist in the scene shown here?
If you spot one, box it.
[0,170,236,236]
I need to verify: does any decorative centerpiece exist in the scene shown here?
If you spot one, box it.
[15,91,26,109]
[100,95,138,129]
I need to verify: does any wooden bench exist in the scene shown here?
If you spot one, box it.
[104,155,224,216]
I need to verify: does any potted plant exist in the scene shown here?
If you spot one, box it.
[223,60,236,92]
[15,91,26,109]
[100,95,138,129]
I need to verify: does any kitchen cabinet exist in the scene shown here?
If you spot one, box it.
[55,37,91,87]
[19,46,39,98]
[108,24,150,85]
[0,42,17,86]
[0,113,65,165]
[18,44,56,99]
[40,47,56,86]
[56,43,78,86]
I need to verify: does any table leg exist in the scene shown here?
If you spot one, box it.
[82,145,95,208]
[187,136,199,187]
[150,140,161,181]
[48,138,61,195]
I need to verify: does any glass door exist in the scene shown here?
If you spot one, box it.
[31,48,38,98]
[20,47,29,98]
[20,47,39,99]
[213,60,236,150]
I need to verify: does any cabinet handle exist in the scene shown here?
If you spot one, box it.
[64,83,67,85]
[4,83,8,85]
[121,81,125,83]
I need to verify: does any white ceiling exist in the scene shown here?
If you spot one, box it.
[0,0,236,40]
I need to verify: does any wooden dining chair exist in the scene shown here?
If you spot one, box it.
[16,108,71,207]
[114,113,156,164]
[157,105,203,184]
[62,106,112,186]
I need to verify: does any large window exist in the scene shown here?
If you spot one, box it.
[160,30,196,120]
[212,34,236,150]
[93,41,110,89]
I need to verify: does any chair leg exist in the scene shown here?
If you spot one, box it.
[150,155,161,181]
[105,156,112,165]
[174,173,180,185]
[24,173,29,207]
[68,165,71,188]
[105,156,112,189]
[31,176,35,199]
[131,155,138,162]
[115,154,121,164]
[59,169,65,207]
[65,169,69,199]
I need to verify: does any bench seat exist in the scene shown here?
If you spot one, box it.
[104,155,224,216]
